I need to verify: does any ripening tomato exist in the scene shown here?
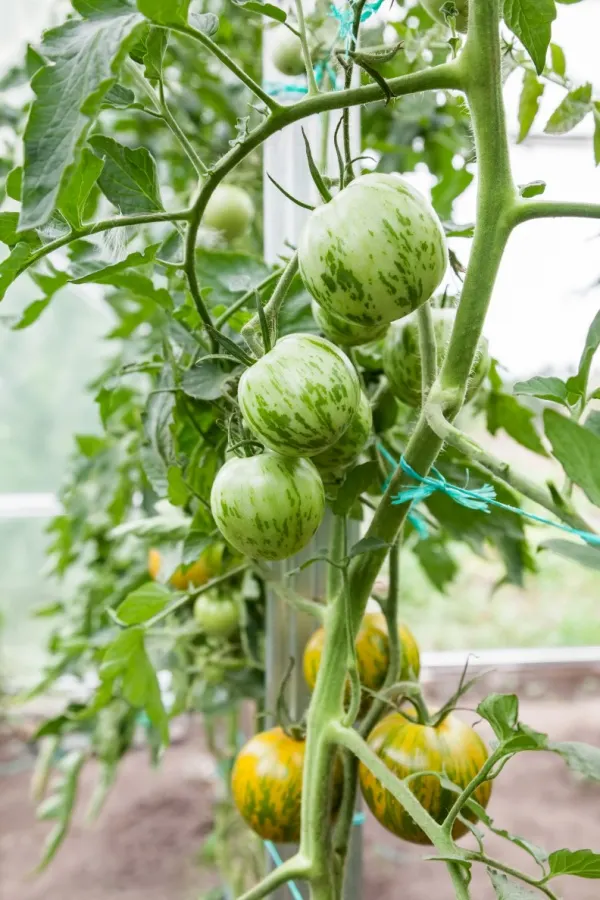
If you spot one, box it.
[148,544,224,589]
[194,591,240,638]
[210,451,325,561]
[204,184,255,241]
[311,390,372,474]
[382,308,489,408]
[303,612,421,700]
[312,300,388,348]
[238,334,360,457]
[359,711,491,844]
[298,173,447,328]
[231,727,343,842]
[421,0,468,33]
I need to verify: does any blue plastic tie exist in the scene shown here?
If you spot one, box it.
[264,813,364,899]
[378,444,430,540]
[390,455,600,547]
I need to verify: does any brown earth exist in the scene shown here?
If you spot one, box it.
[1,697,599,900]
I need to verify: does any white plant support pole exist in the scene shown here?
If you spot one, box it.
[262,15,363,900]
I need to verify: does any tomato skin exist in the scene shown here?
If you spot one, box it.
[210,451,325,561]
[382,308,489,408]
[270,25,307,76]
[421,0,468,33]
[298,174,447,328]
[204,184,255,241]
[303,612,421,699]
[238,334,360,457]
[231,727,343,842]
[359,712,491,844]
[148,545,223,589]
[312,300,388,348]
[193,591,240,638]
[311,390,372,474]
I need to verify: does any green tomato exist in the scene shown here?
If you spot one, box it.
[312,390,372,474]
[204,185,255,241]
[421,0,469,33]
[194,591,240,638]
[382,307,490,408]
[210,451,325,561]
[298,173,447,328]
[238,333,360,457]
[312,301,388,348]
[271,25,307,76]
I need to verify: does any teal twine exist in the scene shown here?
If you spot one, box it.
[331,0,386,52]
[378,444,430,540]
[263,813,365,899]
[392,456,600,547]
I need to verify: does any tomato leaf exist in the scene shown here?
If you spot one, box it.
[116,582,171,625]
[513,375,568,405]
[167,465,190,507]
[487,393,547,456]
[544,409,600,505]
[330,461,379,516]
[567,308,600,399]
[547,849,600,879]
[503,0,556,75]
[35,750,87,872]
[89,135,163,214]
[518,180,546,198]
[182,359,238,401]
[233,0,287,23]
[549,740,600,781]
[549,42,566,78]
[136,0,190,26]
[413,538,458,593]
[18,0,144,231]
[487,869,539,899]
[545,83,593,135]
[517,70,544,142]
[0,211,40,249]
[0,242,34,301]
[58,147,104,230]
[348,535,390,559]
[477,693,520,740]
[540,539,600,571]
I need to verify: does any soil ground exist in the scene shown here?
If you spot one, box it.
[1,696,599,900]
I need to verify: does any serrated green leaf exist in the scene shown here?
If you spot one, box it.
[568,308,600,398]
[487,869,539,899]
[541,539,600,571]
[58,147,104,229]
[487,392,547,456]
[6,166,22,201]
[142,26,168,80]
[116,582,171,625]
[545,83,593,135]
[549,42,566,78]
[544,409,600,505]
[517,69,544,142]
[102,82,137,108]
[89,135,162,214]
[513,375,568,405]
[181,359,236,401]
[190,12,220,35]
[330,461,379,516]
[413,538,458,593]
[0,212,39,249]
[18,1,144,230]
[137,0,190,26]
[584,411,600,437]
[69,243,159,284]
[167,465,189,506]
[477,693,519,740]
[0,242,33,301]
[547,848,600,879]
[234,0,287,23]
[549,740,600,781]
[503,0,556,75]
[35,750,86,872]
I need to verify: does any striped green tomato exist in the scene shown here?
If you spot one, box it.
[359,711,491,844]
[421,0,468,33]
[238,334,360,457]
[311,390,372,474]
[298,173,447,327]
[312,300,388,348]
[383,308,490,408]
[210,451,325,561]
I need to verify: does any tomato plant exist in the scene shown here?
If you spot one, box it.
[3,0,600,898]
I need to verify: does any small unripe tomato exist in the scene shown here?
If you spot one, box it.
[359,711,491,843]
[421,0,469,33]
[311,389,372,474]
[270,25,307,76]
[299,173,447,328]
[312,300,388,348]
[382,307,489,409]
[204,184,255,241]
[210,451,325,561]
[231,727,343,842]
[194,591,240,638]
[303,612,421,700]
[148,545,224,590]
[238,333,361,457]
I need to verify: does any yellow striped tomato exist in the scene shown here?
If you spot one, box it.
[359,712,491,844]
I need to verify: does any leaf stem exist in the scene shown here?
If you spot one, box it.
[417,301,438,404]
[469,858,558,900]
[511,200,600,226]
[241,251,299,354]
[158,81,208,175]
[294,0,319,95]
[144,563,250,628]
[168,22,281,112]
[236,854,311,900]
[214,267,283,328]
[443,747,503,832]
[342,0,368,181]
